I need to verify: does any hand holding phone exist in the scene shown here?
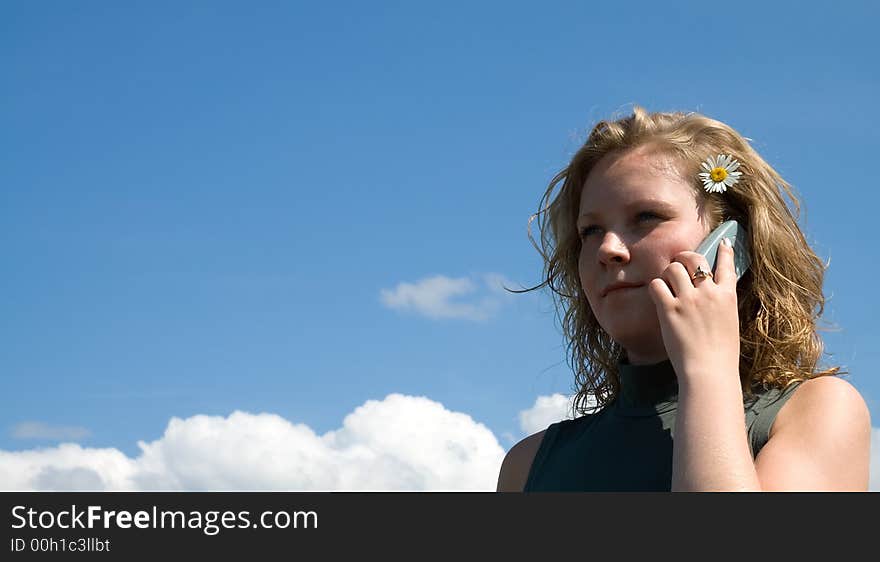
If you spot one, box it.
[694,220,751,282]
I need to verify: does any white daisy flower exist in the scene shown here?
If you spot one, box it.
[698,154,742,193]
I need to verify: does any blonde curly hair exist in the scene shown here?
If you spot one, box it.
[520,105,842,416]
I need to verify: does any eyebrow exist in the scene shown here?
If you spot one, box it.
[578,200,677,222]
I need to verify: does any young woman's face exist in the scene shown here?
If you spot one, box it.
[577,145,711,364]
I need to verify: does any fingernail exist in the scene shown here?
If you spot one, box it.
[722,237,733,247]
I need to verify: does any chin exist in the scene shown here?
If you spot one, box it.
[600,312,660,349]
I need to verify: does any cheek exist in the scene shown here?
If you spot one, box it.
[577,249,592,289]
[577,252,601,309]
[673,220,712,254]
[640,235,689,272]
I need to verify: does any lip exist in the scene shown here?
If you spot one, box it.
[602,282,643,297]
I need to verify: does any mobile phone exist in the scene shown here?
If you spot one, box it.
[694,220,751,281]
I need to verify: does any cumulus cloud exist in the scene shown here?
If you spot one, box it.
[4,398,877,491]
[0,444,138,491]
[380,273,516,321]
[0,394,505,491]
[11,421,91,441]
[518,394,581,436]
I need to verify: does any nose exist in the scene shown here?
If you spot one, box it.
[597,231,630,265]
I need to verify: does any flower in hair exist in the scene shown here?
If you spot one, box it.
[699,154,742,193]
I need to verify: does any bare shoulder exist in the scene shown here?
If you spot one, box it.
[495,430,547,492]
[771,375,871,438]
[757,375,872,491]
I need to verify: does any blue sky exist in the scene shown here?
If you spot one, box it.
[2,1,879,490]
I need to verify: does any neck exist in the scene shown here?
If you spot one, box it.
[623,346,669,366]
[615,357,679,414]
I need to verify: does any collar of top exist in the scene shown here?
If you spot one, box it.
[614,357,679,416]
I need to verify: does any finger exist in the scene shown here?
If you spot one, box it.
[713,238,736,287]
[672,251,714,287]
[647,277,675,309]
[661,261,695,297]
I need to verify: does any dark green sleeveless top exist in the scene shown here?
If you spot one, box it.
[523,359,802,491]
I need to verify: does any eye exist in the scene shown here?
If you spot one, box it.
[578,225,600,239]
[637,211,662,222]
[580,212,660,235]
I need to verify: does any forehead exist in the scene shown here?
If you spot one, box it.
[579,147,698,213]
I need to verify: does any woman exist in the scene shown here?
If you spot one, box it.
[497,106,871,491]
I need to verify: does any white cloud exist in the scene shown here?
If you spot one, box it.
[0,394,505,491]
[4,397,876,491]
[0,444,138,491]
[518,394,579,436]
[11,421,91,441]
[480,273,519,296]
[380,273,515,321]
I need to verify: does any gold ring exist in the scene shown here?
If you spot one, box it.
[692,265,713,280]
